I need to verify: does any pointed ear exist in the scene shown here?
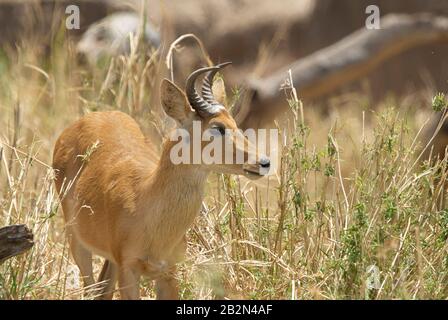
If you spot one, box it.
[212,77,227,106]
[160,79,193,124]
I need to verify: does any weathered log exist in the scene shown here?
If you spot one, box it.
[0,224,34,265]
[238,14,448,129]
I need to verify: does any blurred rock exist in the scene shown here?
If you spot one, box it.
[76,11,160,66]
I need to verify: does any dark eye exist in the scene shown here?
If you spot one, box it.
[212,126,226,136]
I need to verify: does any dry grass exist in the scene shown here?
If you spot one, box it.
[1,22,448,300]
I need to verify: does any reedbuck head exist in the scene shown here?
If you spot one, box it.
[160,62,271,178]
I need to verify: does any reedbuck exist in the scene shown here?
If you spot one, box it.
[53,63,270,299]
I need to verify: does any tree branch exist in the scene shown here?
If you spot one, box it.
[239,14,448,129]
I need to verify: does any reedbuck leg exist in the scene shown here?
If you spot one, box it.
[155,269,179,300]
[154,237,184,300]
[118,266,141,299]
[96,260,117,300]
[67,231,95,290]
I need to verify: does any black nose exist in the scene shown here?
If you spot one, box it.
[259,156,270,168]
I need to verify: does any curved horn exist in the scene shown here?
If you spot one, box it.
[202,62,232,105]
[185,66,220,117]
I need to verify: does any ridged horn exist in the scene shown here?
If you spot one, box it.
[185,66,220,117]
[201,62,232,105]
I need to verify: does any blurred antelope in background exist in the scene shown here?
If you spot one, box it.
[52,62,270,299]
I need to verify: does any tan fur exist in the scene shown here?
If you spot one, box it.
[53,79,268,299]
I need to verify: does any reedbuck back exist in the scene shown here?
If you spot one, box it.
[52,63,270,299]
